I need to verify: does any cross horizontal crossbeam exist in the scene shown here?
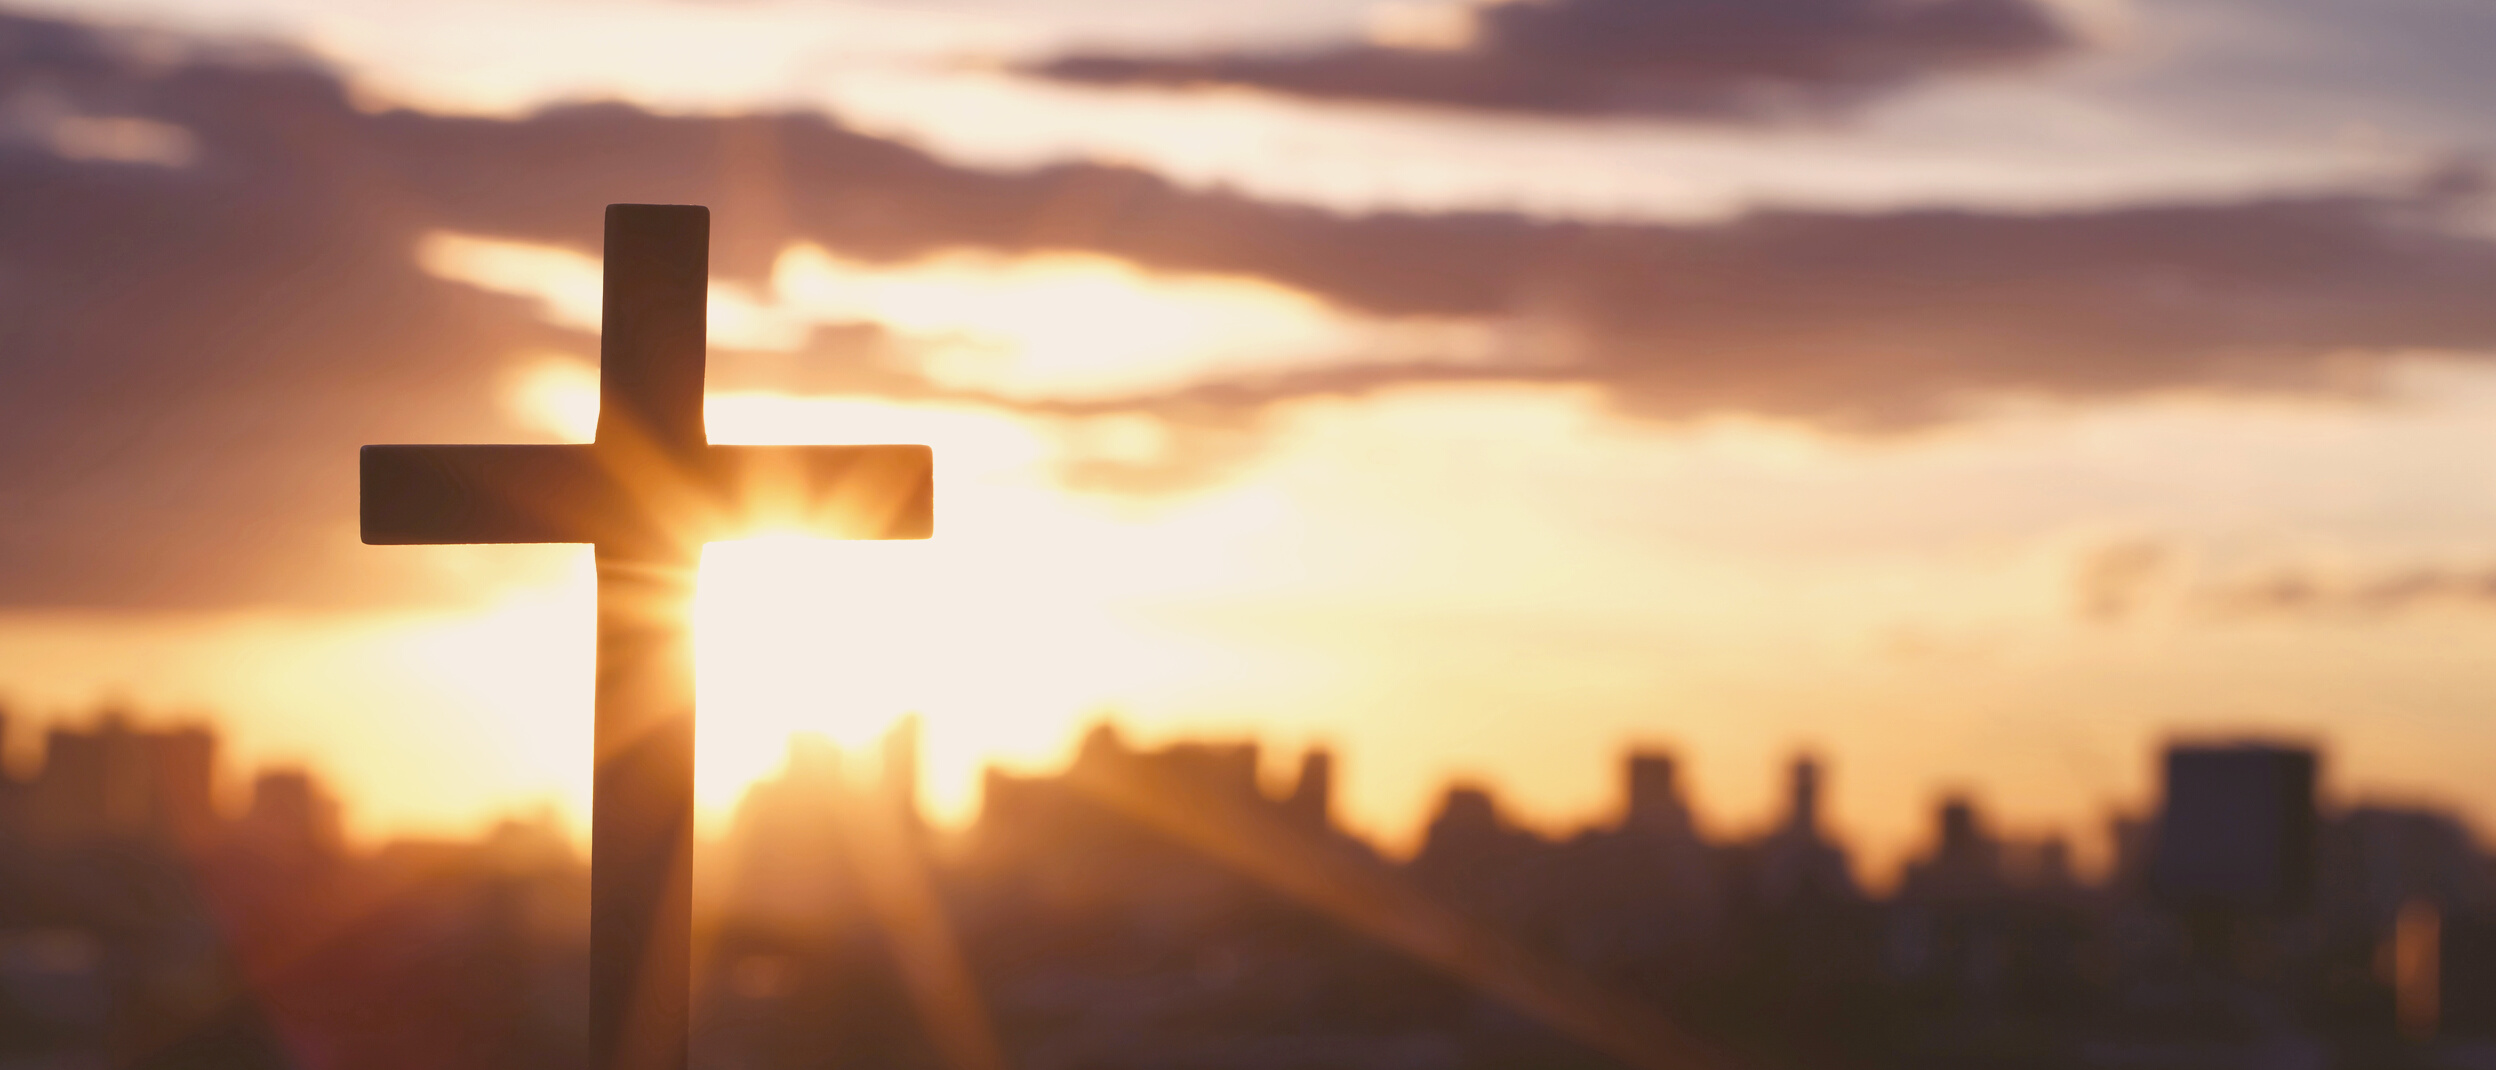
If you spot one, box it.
[360,442,932,546]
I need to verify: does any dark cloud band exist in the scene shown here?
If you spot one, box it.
[1035,0,2078,119]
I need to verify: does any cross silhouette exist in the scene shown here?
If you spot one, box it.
[361,204,932,1070]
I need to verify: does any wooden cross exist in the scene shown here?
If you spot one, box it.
[360,204,932,1070]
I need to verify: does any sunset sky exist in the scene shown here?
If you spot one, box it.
[4,0,2496,879]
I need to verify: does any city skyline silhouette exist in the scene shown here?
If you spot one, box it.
[0,703,2484,1067]
[0,701,2449,891]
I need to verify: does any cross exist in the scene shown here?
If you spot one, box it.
[361,204,932,1070]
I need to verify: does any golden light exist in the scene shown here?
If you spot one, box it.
[421,228,1672,846]
[686,388,1278,820]
[388,561,598,820]
[411,228,1360,824]
[765,244,1421,398]
[691,537,935,794]
[424,229,1492,403]
[488,356,1279,826]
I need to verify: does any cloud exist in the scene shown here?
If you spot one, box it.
[2207,563,2496,617]
[8,8,2496,608]
[1032,0,2080,119]
[0,23,580,609]
[2063,540,2496,621]
[1041,187,2496,431]
[2071,539,2170,624]
[369,100,2496,434]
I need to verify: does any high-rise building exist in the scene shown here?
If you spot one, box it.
[1787,755,1823,840]
[149,725,217,848]
[1421,786,1503,857]
[2151,742,2318,912]
[1284,748,1333,830]
[31,723,110,842]
[1759,754,1856,903]
[1622,751,1693,838]
[28,715,218,845]
[240,767,340,861]
[1898,793,2004,901]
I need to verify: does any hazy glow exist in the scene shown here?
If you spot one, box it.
[24,225,2496,875]
[503,356,603,440]
[452,351,2496,872]
[1364,1,1479,51]
[0,596,594,841]
[480,362,1301,830]
[423,235,1364,829]
[686,392,1295,825]
[769,245,1489,398]
[425,232,1490,401]
[14,363,2496,873]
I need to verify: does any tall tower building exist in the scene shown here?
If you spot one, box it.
[1787,755,1823,839]
[1622,751,1693,838]
[1760,753,1856,903]
[149,725,217,848]
[1285,748,1334,830]
[2151,742,2318,911]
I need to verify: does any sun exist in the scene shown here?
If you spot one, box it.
[690,536,936,806]
[678,394,1260,825]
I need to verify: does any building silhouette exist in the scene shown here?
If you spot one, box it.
[2152,742,2320,912]
[0,706,2485,1069]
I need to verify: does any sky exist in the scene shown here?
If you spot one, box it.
[4,0,2496,879]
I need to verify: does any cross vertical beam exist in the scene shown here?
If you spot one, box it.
[600,206,710,456]
[592,546,695,1070]
[591,204,706,1070]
